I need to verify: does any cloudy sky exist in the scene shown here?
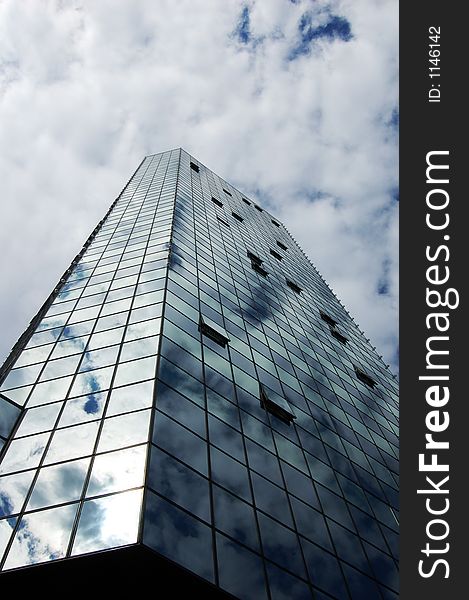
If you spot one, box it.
[0,0,398,374]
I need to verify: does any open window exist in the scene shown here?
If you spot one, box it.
[242,198,251,205]
[320,311,338,327]
[270,249,282,261]
[260,384,296,424]
[247,251,268,277]
[190,162,199,173]
[286,279,302,294]
[212,197,223,207]
[252,263,269,277]
[199,315,230,348]
[354,366,377,388]
[223,188,232,196]
[277,241,287,251]
[271,219,280,227]
[232,212,244,222]
[247,251,262,265]
[254,205,263,212]
[330,327,348,344]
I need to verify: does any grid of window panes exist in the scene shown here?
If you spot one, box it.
[142,150,398,600]
[0,149,179,570]
[0,148,398,599]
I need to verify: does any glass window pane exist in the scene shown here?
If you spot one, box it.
[216,533,268,600]
[0,433,50,475]
[58,393,106,427]
[143,491,214,584]
[86,445,147,496]
[68,366,114,398]
[44,421,99,465]
[213,485,259,552]
[15,403,62,437]
[106,380,154,416]
[113,356,156,387]
[3,504,78,570]
[27,376,73,408]
[0,470,36,516]
[152,414,207,476]
[120,335,159,362]
[97,410,151,452]
[27,458,91,510]
[72,488,143,555]
[147,447,210,522]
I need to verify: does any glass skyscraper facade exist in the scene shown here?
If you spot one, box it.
[0,149,398,598]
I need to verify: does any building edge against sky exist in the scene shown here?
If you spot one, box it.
[0,149,398,598]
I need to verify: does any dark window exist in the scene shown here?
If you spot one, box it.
[320,311,338,327]
[354,367,377,388]
[242,198,251,206]
[277,241,287,251]
[252,263,269,278]
[254,205,263,212]
[217,217,230,227]
[330,328,348,344]
[190,162,199,173]
[223,188,232,196]
[271,220,280,227]
[212,197,223,207]
[270,249,282,261]
[286,280,302,294]
[247,251,262,265]
[260,384,296,424]
[232,212,244,223]
[200,315,230,348]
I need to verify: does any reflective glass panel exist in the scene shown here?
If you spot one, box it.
[72,488,143,555]
[3,504,77,570]
[86,445,147,496]
[27,458,91,510]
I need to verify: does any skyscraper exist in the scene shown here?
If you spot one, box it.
[0,149,398,597]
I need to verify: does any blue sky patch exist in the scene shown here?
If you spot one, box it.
[236,6,251,44]
[290,13,352,60]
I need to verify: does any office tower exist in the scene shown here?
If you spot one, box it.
[0,149,398,598]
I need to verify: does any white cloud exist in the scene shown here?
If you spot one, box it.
[0,0,398,373]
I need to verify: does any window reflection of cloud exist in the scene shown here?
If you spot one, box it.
[106,380,154,416]
[0,433,49,475]
[79,345,119,373]
[72,488,142,555]
[27,458,91,510]
[60,320,95,341]
[258,513,307,579]
[49,336,88,360]
[0,518,16,562]
[3,504,77,570]
[97,410,151,453]
[0,362,42,391]
[213,485,259,552]
[113,356,156,388]
[87,445,146,496]
[148,448,210,522]
[13,344,53,369]
[0,385,32,407]
[39,354,81,382]
[15,402,63,437]
[0,470,36,517]
[44,421,99,465]
[143,492,214,583]
[216,533,267,600]
[68,366,114,398]
[58,393,106,427]
[27,376,73,408]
